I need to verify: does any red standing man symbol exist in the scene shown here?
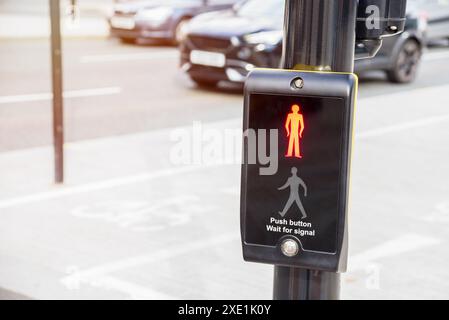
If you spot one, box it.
[285,104,305,158]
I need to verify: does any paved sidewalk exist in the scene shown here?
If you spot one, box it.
[0,119,272,300]
[1,87,449,299]
[0,288,31,300]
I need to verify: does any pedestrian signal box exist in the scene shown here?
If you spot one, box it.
[240,69,358,272]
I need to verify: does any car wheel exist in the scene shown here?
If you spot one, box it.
[120,37,135,44]
[386,39,422,84]
[190,76,219,88]
[175,18,190,45]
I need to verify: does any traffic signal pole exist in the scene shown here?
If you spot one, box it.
[50,0,64,184]
[273,0,358,300]
[281,0,357,73]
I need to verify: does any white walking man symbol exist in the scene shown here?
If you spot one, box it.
[278,167,308,219]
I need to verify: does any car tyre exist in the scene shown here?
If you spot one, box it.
[120,37,135,44]
[190,76,219,88]
[386,39,422,84]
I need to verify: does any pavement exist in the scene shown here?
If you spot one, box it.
[1,38,449,299]
[0,288,31,300]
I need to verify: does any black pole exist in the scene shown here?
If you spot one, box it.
[274,0,357,300]
[50,0,64,184]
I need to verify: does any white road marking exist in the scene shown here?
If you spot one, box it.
[2,82,449,209]
[424,51,449,62]
[357,114,449,140]
[80,51,179,63]
[60,233,238,298]
[0,164,223,209]
[70,195,211,232]
[1,111,449,208]
[0,87,122,105]
[348,234,441,272]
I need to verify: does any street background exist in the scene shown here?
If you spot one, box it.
[1,0,449,299]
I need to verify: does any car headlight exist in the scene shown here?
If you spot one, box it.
[137,7,173,27]
[178,22,191,43]
[244,31,283,46]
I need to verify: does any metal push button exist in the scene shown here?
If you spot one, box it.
[280,239,299,257]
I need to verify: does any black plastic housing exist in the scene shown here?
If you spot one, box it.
[241,69,357,273]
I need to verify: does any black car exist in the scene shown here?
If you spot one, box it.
[180,0,426,86]
[109,0,240,44]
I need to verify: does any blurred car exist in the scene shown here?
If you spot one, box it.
[409,0,449,42]
[180,0,426,86]
[109,0,241,44]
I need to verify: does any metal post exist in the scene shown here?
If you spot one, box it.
[274,0,358,300]
[49,0,64,184]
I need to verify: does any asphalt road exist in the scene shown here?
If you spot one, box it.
[1,38,449,151]
[0,38,242,151]
[1,38,449,300]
